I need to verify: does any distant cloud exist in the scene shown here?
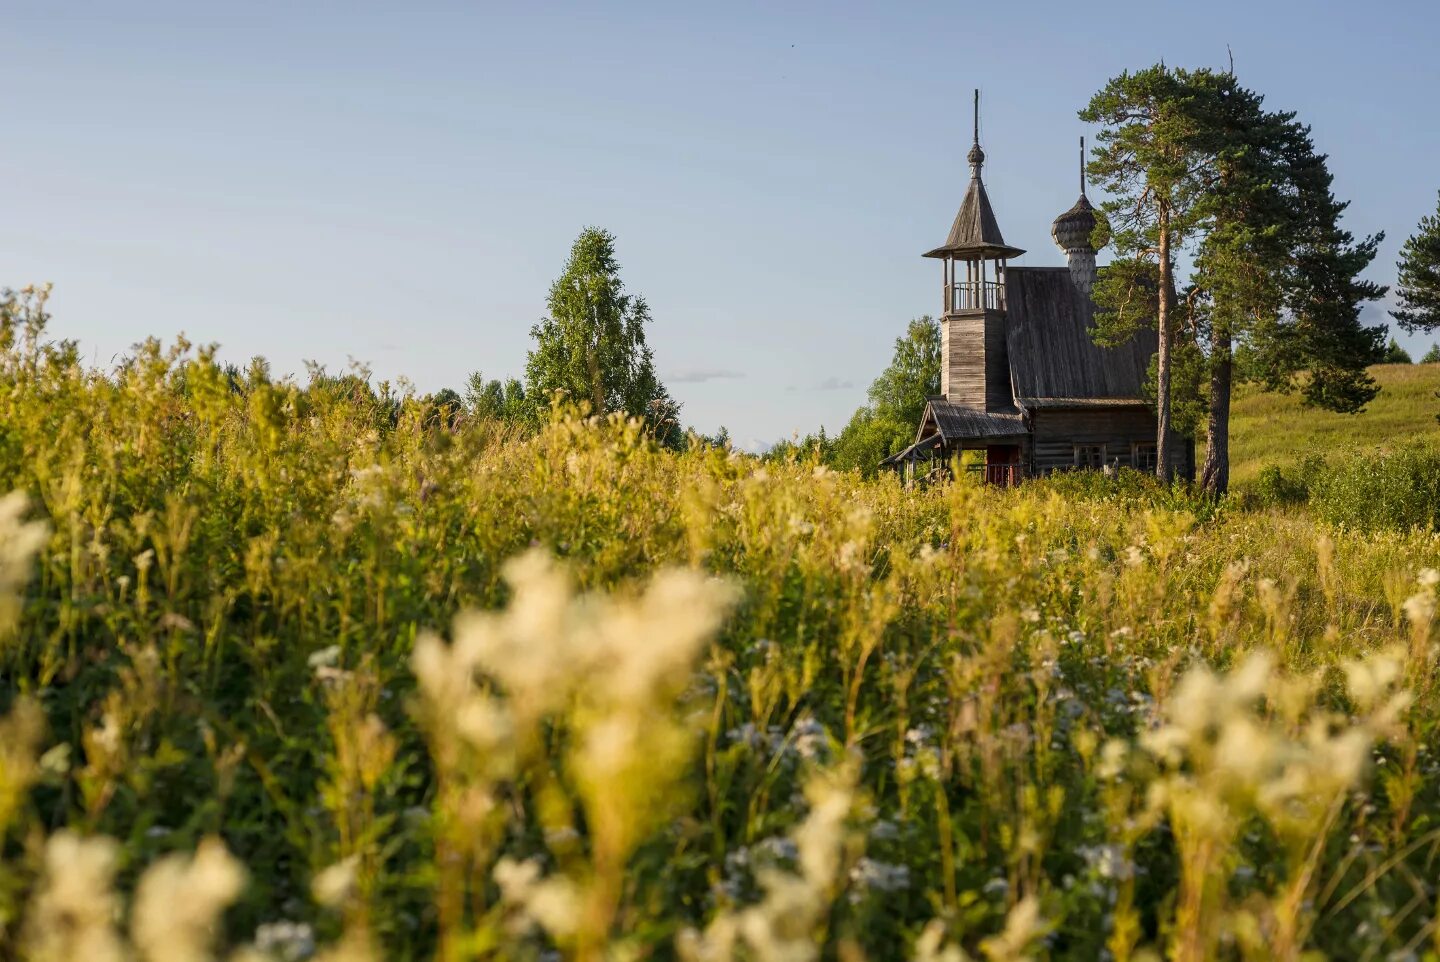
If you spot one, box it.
[669,367,745,384]
[815,376,855,391]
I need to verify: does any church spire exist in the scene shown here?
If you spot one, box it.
[967,89,985,178]
[924,89,1023,261]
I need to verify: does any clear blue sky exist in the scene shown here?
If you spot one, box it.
[5,0,1438,448]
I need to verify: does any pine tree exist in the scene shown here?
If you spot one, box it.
[1087,66,1385,495]
[1082,65,1223,482]
[1197,90,1385,493]
[1393,191,1440,334]
[1421,343,1440,364]
[1381,338,1413,364]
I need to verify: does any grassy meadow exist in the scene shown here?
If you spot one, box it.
[3,300,1440,961]
[1229,362,1440,487]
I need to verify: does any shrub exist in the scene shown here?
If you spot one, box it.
[1245,454,1327,509]
[1308,443,1440,530]
[1037,466,1222,520]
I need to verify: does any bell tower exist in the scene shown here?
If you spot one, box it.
[923,90,1025,412]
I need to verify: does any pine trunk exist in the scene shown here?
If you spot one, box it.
[1201,321,1233,496]
[1155,209,1176,483]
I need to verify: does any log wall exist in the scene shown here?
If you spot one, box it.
[1031,408,1191,477]
[943,309,1012,412]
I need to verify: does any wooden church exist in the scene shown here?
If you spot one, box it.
[883,95,1193,484]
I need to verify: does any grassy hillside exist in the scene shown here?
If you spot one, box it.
[1230,362,1440,485]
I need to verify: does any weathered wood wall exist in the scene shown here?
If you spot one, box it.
[944,310,1013,412]
[1031,408,1190,476]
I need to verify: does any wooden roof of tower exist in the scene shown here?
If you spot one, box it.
[923,90,1026,261]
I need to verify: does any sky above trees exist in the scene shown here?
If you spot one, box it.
[4,0,1437,449]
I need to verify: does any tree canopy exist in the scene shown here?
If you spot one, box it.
[1082,65,1227,481]
[1392,191,1440,335]
[1382,338,1414,365]
[1084,64,1385,494]
[828,317,940,475]
[523,227,680,443]
[465,372,529,423]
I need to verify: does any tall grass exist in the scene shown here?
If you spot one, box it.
[2,286,1440,960]
[1229,363,1440,487]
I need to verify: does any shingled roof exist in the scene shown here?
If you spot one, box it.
[922,172,1026,261]
[915,399,1028,445]
[1003,267,1155,405]
[923,92,1026,262]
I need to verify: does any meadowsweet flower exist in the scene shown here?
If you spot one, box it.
[1402,588,1436,630]
[1343,647,1404,710]
[680,771,856,962]
[23,831,125,962]
[913,920,969,962]
[132,836,246,962]
[980,895,1049,961]
[493,857,580,938]
[313,855,359,908]
[308,644,342,669]
[0,491,48,633]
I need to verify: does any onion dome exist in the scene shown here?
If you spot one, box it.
[966,141,985,175]
[1053,136,1100,253]
[1051,192,1098,253]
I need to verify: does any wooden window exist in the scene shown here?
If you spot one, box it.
[1073,444,1105,470]
[1132,443,1157,472]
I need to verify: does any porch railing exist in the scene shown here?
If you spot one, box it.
[967,463,1025,487]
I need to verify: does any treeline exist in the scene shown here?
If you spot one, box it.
[1381,338,1440,365]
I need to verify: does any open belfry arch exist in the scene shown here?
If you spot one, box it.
[883,92,1194,484]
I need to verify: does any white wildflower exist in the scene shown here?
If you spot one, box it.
[23,831,126,962]
[913,920,971,962]
[253,920,316,962]
[1343,647,1404,710]
[132,836,246,962]
[312,855,358,908]
[1402,590,1436,631]
[0,491,48,634]
[493,857,579,938]
[980,896,1050,961]
[307,645,342,670]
